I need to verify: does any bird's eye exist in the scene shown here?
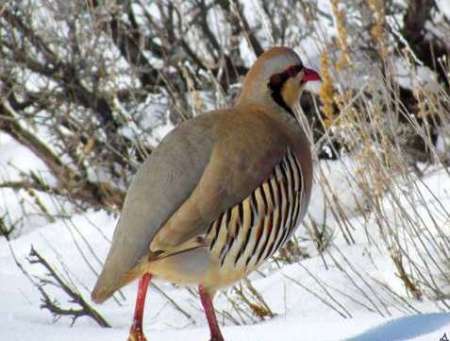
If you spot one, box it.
[269,73,283,87]
[286,64,303,77]
[286,66,298,77]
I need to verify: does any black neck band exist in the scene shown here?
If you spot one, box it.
[268,64,303,118]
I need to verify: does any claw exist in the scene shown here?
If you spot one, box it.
[127,274,152,341]
[128,327,147,341]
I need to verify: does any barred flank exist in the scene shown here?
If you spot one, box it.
[208,149,304,271]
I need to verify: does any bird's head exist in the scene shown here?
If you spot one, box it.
[237,47,321,116]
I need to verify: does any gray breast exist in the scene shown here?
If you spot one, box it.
[206,149,305,271]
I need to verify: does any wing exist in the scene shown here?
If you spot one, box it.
[92,112,221,302]
[148,108,291,258]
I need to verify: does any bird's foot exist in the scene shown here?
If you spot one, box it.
[127,327,147,341]
[209,334,224,341]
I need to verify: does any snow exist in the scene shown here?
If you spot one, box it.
[348,313,450,341]
[1,131,449,340]
[436,0,450,20]
[2,313,449,341]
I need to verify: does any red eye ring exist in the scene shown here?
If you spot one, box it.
[286,64,303,77]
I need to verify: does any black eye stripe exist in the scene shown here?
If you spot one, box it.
[268,63,303,117]
[286,64,303,77]
[269,64,303,87]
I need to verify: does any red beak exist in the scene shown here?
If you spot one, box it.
[303,67,321,82]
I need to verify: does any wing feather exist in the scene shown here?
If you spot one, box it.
[149,109,288,257]
[91,112,220,302]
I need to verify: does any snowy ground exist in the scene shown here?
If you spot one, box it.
[1,130,449,341]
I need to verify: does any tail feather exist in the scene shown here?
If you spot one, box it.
[91,265,145,303]
[91,256,146,304]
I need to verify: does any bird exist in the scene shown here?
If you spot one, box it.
[91,46,320,341]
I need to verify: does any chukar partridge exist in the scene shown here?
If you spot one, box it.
[91,47,320,341]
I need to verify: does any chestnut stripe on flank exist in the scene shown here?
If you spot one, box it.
[209,211,225,250]
[277,154,296,242]
[206,220,216,235]
[279,163,303,248]
[234,199,253,266]
[221,204,243,265]
[214,209,230,254]
[226,202,247,266]
[237,194,257,264]
[289,150,301,191]
[243,187,265,267]
[259,185,269,216]
[252,181,276,263]
[266,166,289,258]
[238,201,244,226]
[255,208,274,264]
[259,176,283,262]
[245,213,266,267]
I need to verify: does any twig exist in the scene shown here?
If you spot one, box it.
[27,246,111,328]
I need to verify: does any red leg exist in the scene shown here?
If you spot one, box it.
[199,285,224,341]
[128,273,152,341]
